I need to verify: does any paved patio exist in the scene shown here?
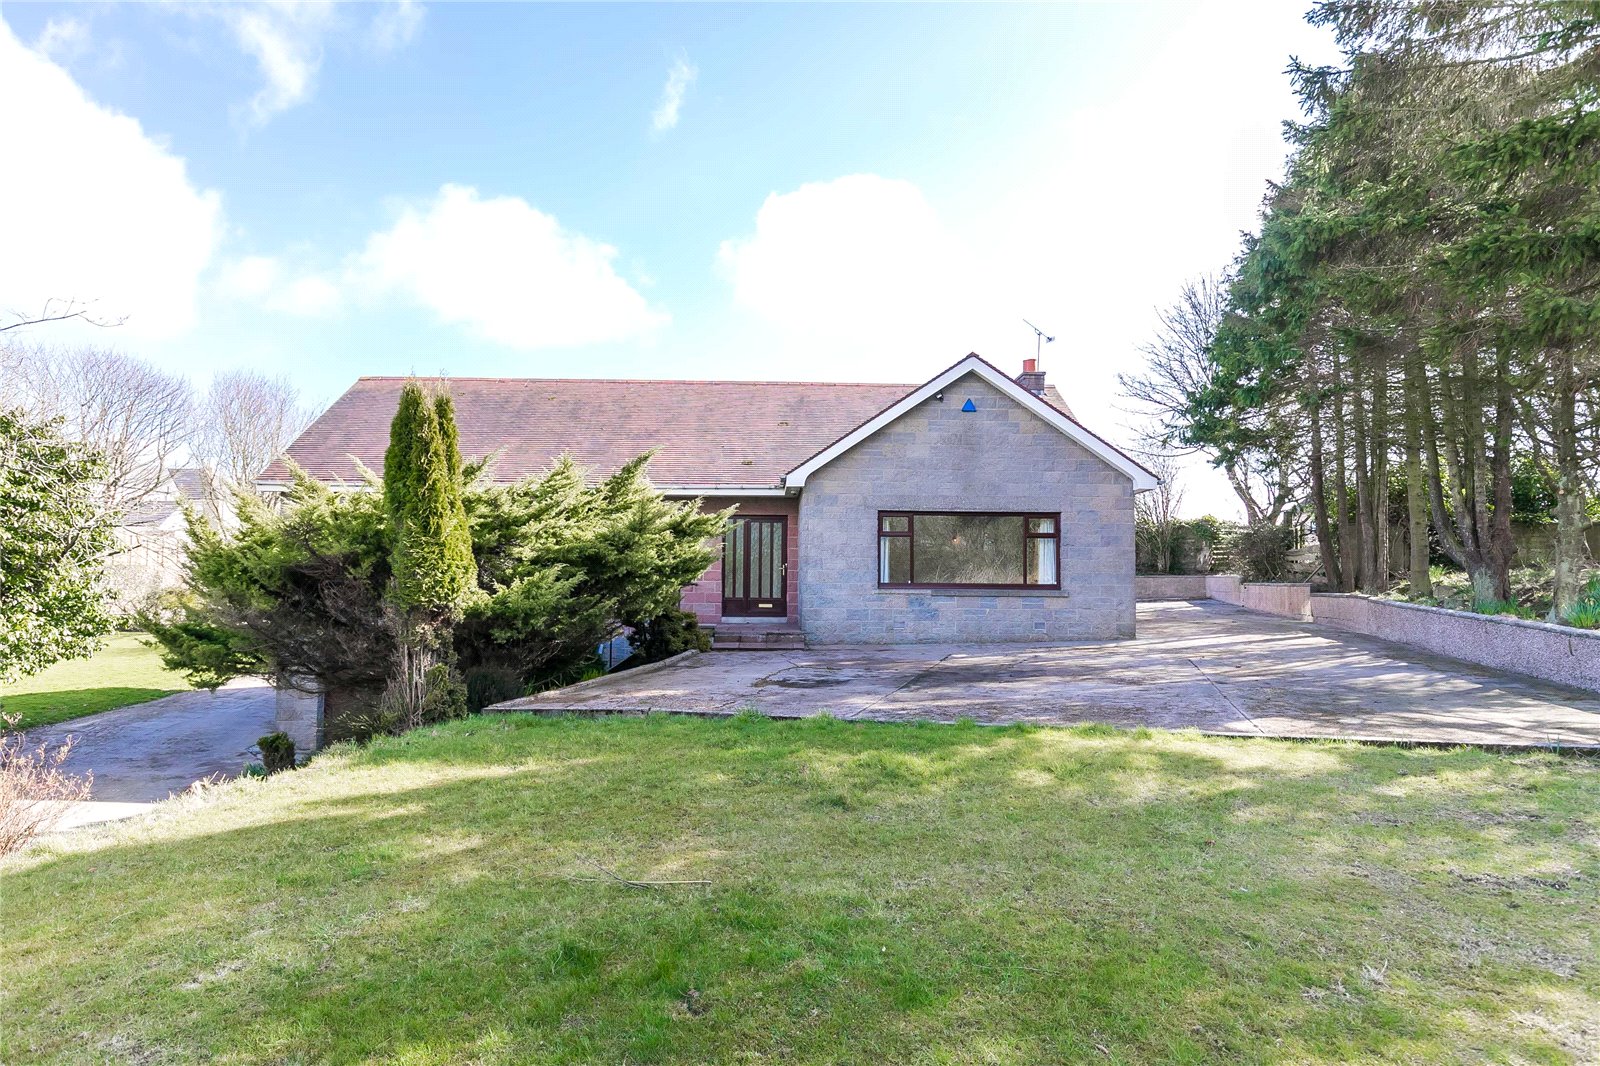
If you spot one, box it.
[500,600,1600,749]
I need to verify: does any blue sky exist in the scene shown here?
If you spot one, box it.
[0,2,1338,516]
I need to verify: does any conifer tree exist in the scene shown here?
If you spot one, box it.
[1138,1,1598,620]
[383,382,476,620]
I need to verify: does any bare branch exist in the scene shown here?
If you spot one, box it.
[1,299,128,335]
[6,344,195,517]
[192,370,319,490]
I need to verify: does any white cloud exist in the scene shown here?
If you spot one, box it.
[0,17,223,339]
[711,1,1341,519]
[651,55,697,134]
[715,175,1000,367]
[957,0,1340,519]
[350,184,666,348]
[34,16,90,62]
[370,0,424,52]
[170,2,423,126]
[219,255,341,315]
[278,274,342,315]
[219,255,282,299]
[221,2,336,126]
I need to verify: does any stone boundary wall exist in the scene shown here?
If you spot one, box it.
[1135,575,1211,601]
[1311,594,1600,694]
[1205,575,1312,621]
[1136,575,1597,693]
[1135,573,1311,619]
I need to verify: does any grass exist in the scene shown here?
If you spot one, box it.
[0,632,191,730]
[4,714,1598,1064]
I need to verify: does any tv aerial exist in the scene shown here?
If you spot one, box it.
[1023,319,1055,366]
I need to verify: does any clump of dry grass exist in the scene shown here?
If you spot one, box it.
[0,713,92,854]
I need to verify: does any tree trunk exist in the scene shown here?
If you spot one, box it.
[1352,369,1379,593]
[1309,391,1340,588]
[1371,348,1391,592]
[1403,349,1432,598]
[1425,415,1467,568]
[1439,350,1499,602]
[1548,348,1587,620]
[1487,346,1516,601]
[1333,352,1357,592]
[1224,461,1265,525]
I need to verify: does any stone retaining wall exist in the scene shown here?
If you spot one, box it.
[1136,574,1597,693]
[1135,575,1210,601]
[1310,594,1600,694]
[1135,573,1312,619]
[1204,575,1312,620]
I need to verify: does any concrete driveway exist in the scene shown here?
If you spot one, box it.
[501,600,1600,749]
[23,679,277,804]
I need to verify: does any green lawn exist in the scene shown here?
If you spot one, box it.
[4,715,1597,1064]
[0,632,191,730]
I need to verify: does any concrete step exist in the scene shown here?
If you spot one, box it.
[710,627,805,651]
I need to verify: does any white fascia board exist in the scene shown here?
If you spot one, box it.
[659,486,792,498]
[259,479,792,498]
[255,478,369,495]
[782,355,1160,491]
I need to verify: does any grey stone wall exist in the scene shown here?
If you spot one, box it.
[1135,574,1211,601]
[273,683,324,758]
[1205,575,1313,620]
[798,372,1136,643]
[1311,594,1600,694]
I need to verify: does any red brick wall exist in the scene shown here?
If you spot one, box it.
[680,496,800,626]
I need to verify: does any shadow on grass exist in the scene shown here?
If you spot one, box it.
[3,714,1595,1064]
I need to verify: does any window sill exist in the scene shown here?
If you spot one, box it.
[875,586,1064,597]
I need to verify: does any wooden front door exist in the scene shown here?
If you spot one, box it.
[722,516,787,617]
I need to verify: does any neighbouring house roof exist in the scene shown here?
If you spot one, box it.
[120,467,226,528]
[169,467,212,500]
[258,362,1124,495]
[120,501,184,528]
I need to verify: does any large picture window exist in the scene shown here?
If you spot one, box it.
[878,512,1059,589]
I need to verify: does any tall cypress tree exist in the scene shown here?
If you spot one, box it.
[435,392,463,485]
[383,381,476,619]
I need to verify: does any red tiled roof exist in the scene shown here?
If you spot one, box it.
[260,376,923,490]
[262,372,1083,492]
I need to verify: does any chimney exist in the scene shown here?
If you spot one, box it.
[1016,357,1046,396]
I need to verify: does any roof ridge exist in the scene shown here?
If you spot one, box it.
[353,376,918,388]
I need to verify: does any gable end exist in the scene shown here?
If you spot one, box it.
[783,354,1159,491]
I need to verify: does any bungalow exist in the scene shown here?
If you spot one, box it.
[259,354,1157,644]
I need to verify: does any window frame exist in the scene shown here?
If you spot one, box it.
[876,510,1061,590]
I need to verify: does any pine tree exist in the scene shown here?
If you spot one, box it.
[1151,2,1598,617]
